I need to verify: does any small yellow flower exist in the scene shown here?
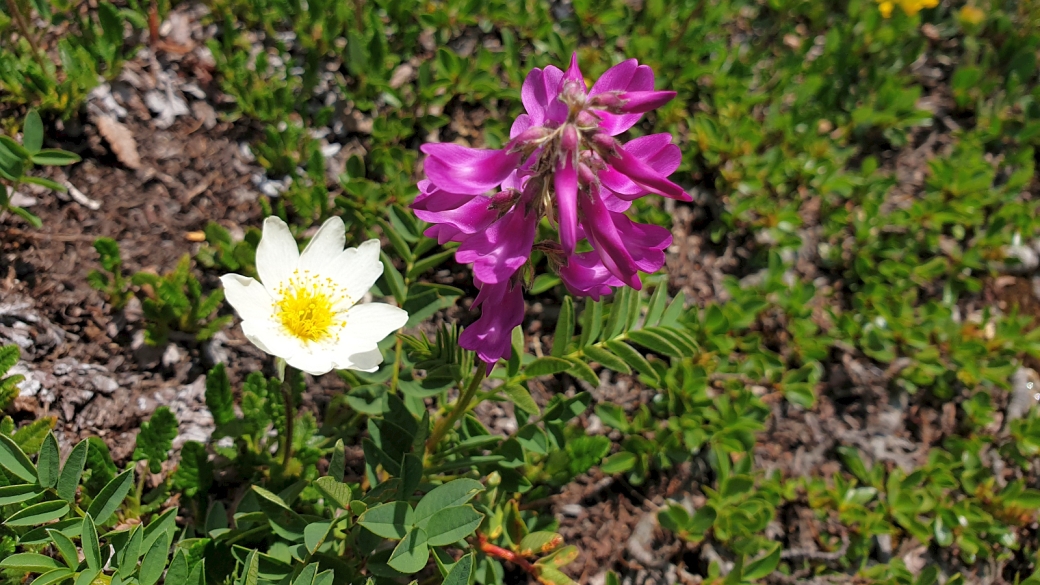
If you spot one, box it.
[879,0,895,17]
[877,0,937,17]
[959,5,985,25]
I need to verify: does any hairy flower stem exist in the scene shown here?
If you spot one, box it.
[425,359,487,456]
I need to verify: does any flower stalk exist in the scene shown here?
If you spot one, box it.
[425,359,487,455]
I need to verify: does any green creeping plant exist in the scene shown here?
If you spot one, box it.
[0,110,80,228]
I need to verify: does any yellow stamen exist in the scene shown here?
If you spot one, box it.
[275,271,341,342]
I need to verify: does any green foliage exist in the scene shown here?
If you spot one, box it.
[0,346,22,412]
[131,254,233,345]
[0,109,80,227]
[195,221,261,277]
[132,407,178,474]
[87,237,132,309]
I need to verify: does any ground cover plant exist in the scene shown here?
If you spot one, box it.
[1,0,1040,584]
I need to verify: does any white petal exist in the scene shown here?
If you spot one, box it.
[220,274,275,321]
[342,302,409,345]
[287,351,334,376]
[256,216,300,289]
[335,346,384,372]
[241,320,305,360]
[299,216,346,273]
[326,239,384,302]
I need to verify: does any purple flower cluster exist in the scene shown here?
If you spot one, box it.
[413,54,688,366]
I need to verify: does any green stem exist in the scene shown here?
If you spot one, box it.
[390,335,403,393]
[278,359,295,471]
[425,360,487,456]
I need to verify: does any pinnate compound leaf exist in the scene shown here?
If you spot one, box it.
[57,439,88,502]
[358,501,414,539]
[387,528,429,574]
[414,479,484,527]
[132,406,178,473]
[0,432,37,482]
[0,345,19,373]
[205,363,235,426]
[424,505,483,546]
[85,468,134,525]
[5,500,69,526]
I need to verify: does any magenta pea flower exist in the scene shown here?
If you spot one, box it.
[414,53,686,365]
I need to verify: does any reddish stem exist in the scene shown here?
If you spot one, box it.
[477,533,537,575]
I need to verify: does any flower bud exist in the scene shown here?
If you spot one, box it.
[560,79,587,109]
[508,126,551,154]
[590,132,620,158]
[575,110,600,129]
[489,189,521,214]
[577,162,598,187]
[616,90,677,114]
[560,124,580,153]
[588,91,625,113]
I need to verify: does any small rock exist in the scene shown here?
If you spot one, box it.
[1006,367,1040,424]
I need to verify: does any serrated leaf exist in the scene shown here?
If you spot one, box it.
[36,433,60,489]
[358,501,414,539]
[425,505,483,546]
[414,479,484,527]
[133,406,177,474]
[5,500,69,526]
[501,384,539,415]
[85,469,134,525]
[0,432,38,482]
[14,416,56,452]
[205,363,235,427]
[0,345,20,373]
[551,297,574,357]
[387,528,429,573]
[57,440,88,502]
[525,356,571,377]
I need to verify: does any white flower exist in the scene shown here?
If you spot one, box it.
[220,216,408,375]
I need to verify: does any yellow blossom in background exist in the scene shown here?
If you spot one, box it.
[877,0,939,17]
[959,5,985,26]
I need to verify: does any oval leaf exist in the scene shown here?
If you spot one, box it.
[4,500,69,526]
[0,432,38,482]
[85,469,134,525]
[424,505,484,546]
[387,528,429,574]
[414,479,484,527]
[358,501,414,540]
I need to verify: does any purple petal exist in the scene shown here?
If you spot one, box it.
[612,213,671,273]
[563,52,586,90]
[590,59,639,94]
[459,279,526,366]
[601,134,682,199]
[578,189,641,289]
[590,61,658,135]
[422,143,521,195]
[555,157,579,255]
[619,90,676,113]
[511,114,532,139]
[606,146,690,201]
[455,205,537,284]
[522,66,565,126]
[412,184,498,244]
[559,252,623,300]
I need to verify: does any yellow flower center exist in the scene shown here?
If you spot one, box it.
[275,272,344,342]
